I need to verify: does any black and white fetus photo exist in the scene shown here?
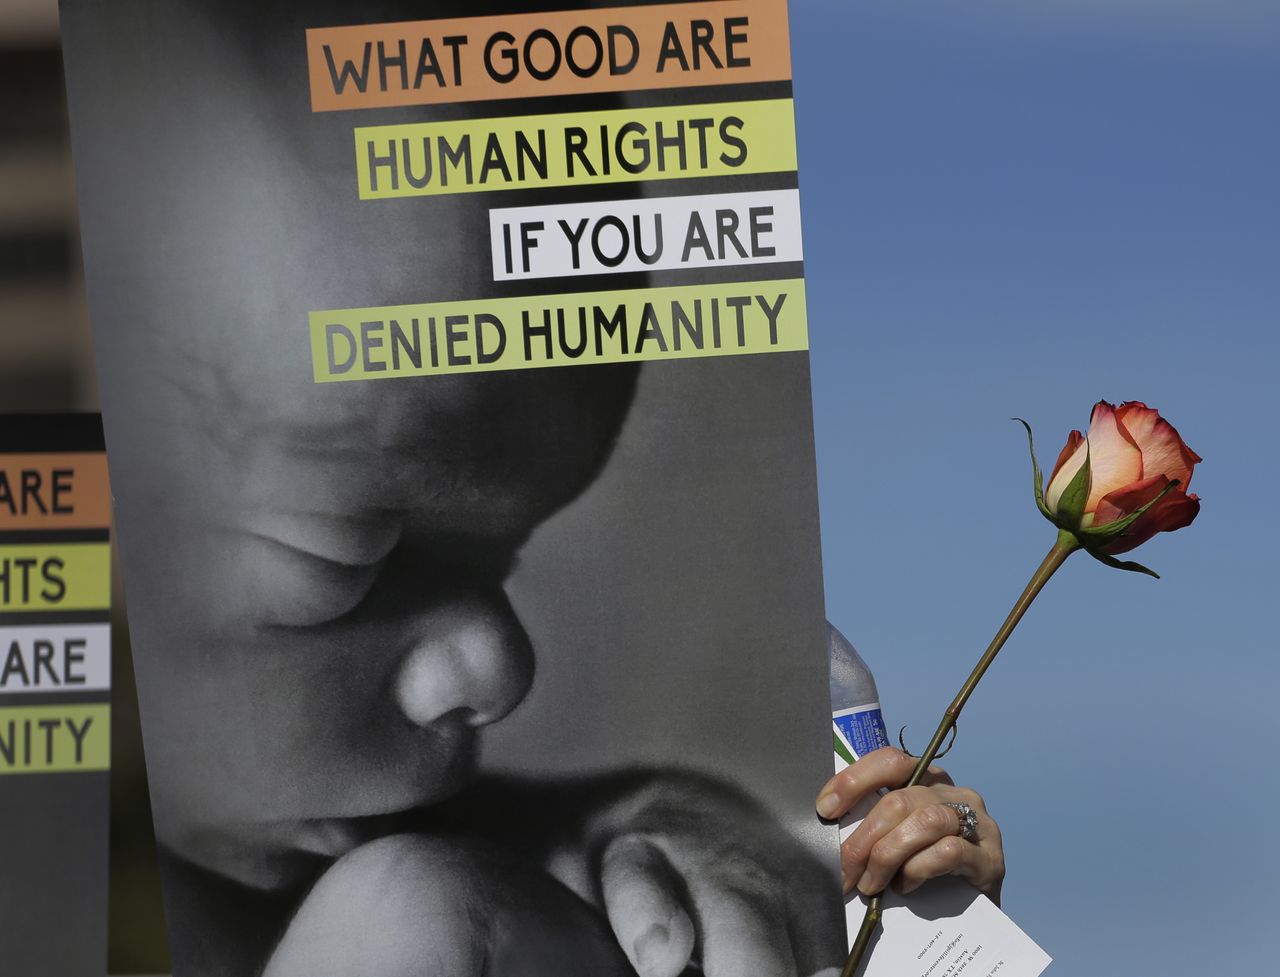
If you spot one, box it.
[59,1,842,974]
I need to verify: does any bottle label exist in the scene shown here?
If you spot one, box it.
[832,702,890,760]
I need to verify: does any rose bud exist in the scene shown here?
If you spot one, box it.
[1020,401,1201,576]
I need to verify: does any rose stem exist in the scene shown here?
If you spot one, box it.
[839,531,1080,977]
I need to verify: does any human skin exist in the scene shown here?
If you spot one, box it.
[816,748,1006,904]
[261,772,845,977]
[93,0,643,871]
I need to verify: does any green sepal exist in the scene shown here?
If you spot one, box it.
[1056,527,1084,553]
[1076,478,1181,544]
[1087,550,1161,578]
[1052,444,1091,531]
[834,731,855,766]
[1015,418,1055,524]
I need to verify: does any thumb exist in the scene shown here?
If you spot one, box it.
[599,835,696,977]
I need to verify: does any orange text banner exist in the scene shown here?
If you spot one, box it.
[0,454,110,531]
[306,0,791,112]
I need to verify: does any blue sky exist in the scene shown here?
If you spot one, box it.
[792,1,1279,973]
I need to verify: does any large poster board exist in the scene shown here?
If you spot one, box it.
[0,413,111,976]
[60,2,840,974]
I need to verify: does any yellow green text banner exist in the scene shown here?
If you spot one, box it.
[0,543,111,612]
[355,98,797,198]
[312,279,807,382]
[0,704,110,774]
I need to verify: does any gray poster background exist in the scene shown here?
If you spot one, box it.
[497,353,833,857]
[0,767,110,975]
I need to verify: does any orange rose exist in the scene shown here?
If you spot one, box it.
[1038,401,1201,562]
[844,399,1204,974]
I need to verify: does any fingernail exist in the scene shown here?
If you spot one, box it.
[841,864,851,893]
[633,923,669,972]
[817,791,842,819]
[856,871,876,895]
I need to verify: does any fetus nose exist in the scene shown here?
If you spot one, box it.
[394,593,534,729]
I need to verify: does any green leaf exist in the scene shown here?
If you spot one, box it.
[1087,550,1161,578]
[1014,418,1056,524]
[834,731,855,765]
[1078,479,1181,543]
[1053,443,1092,530]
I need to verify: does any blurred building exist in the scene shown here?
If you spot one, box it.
[0,0,96,409]
[1,1,170,972]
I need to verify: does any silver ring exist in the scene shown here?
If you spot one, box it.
[942,801,980,842]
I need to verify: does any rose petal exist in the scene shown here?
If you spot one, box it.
[1045,432,1087,514]
[1091,474,1169,527]
[1147,491,1201,534]
[1048,429,1084,484]
[1099,491,1201,555]
[1115,401,1202,489]
[1083,401,1143,512]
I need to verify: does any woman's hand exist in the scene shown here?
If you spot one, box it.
[815,747,1006,904]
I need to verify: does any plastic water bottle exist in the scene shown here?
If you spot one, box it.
[829,623,890,760]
